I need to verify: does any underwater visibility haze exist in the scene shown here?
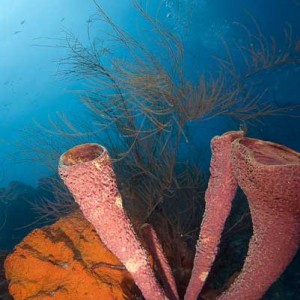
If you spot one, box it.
[1,0,300,299]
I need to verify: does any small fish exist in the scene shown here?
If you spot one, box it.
[20,19,25,25]
[239,121,248,135]
[60,17,65,22]
[14,31,21,35]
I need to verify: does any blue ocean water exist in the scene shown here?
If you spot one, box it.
[0,0,299,299]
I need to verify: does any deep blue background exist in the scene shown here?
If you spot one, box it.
[1,0,299,187]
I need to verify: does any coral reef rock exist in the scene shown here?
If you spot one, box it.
[4,211,139,300]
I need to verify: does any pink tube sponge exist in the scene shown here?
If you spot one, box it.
[58,144,166,300]
[184,131,244,300]
[141,223,179,300]
[219,138,300,300]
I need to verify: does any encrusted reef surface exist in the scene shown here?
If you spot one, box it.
[4,211,139,300]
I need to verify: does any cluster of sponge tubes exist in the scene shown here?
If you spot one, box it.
[58,130,300,300]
